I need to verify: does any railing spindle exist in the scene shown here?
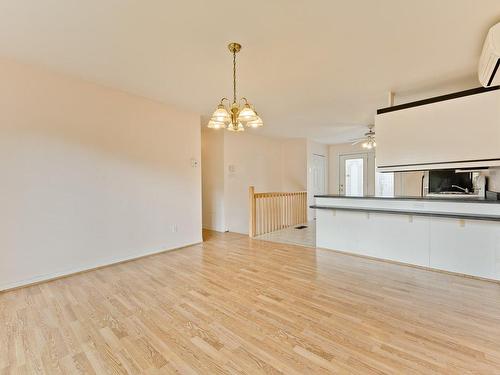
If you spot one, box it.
[250,187,307,237]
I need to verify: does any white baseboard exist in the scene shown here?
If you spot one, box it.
[0,240,201,292]
[202,224,226,232]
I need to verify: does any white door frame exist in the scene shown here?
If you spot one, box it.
[309,153,327,219]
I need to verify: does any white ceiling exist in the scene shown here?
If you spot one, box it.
[0,0,499,143]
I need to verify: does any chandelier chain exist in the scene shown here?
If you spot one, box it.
[233,51,236,104]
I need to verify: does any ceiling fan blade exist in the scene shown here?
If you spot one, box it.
[351,139,364,145]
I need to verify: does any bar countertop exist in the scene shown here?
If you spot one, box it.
[313,194,500,204]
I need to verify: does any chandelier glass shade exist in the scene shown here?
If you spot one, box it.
[207,42,263,132]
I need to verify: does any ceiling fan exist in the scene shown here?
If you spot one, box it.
[350,125,376,149]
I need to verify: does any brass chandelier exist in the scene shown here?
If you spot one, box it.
[207,42,263,131]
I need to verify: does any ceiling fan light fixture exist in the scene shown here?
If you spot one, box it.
[352,125,376,148]
[362,137,375,149]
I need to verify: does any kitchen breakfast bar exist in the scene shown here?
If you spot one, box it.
[312,195,500,281]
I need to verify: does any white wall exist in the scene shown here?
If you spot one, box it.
[201,127,225,231]
[0,59,202,291]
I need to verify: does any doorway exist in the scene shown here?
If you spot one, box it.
[339,153,369,196]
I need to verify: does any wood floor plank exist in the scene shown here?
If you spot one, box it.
[2,230,500,374]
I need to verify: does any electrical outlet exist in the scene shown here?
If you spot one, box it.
[171,224,178,233]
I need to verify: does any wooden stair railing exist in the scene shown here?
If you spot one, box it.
[248,186,307,237]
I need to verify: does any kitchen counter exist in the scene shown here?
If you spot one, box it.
[313,195,500,281]
[311,205,500,221]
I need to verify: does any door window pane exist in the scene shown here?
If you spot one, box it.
[345,158,364,196]
[376,171,394,197]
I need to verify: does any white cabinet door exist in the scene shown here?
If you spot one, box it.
[429,218,500,279]
[316,210,429,267]
[358,213,429,266]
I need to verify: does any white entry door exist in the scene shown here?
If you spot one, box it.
[339,153,368,196]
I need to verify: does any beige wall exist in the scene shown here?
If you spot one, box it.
[394,171,425,196]
[486,167,500,192]
[282,138,308,192]
[201,131,309,234]
[201,127,225,232]
[0,59,202,290]
[223,132,284,234]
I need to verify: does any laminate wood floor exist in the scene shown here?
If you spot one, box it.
[2,230,500,374]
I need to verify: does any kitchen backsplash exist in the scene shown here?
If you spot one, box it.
[394,168,500,197]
